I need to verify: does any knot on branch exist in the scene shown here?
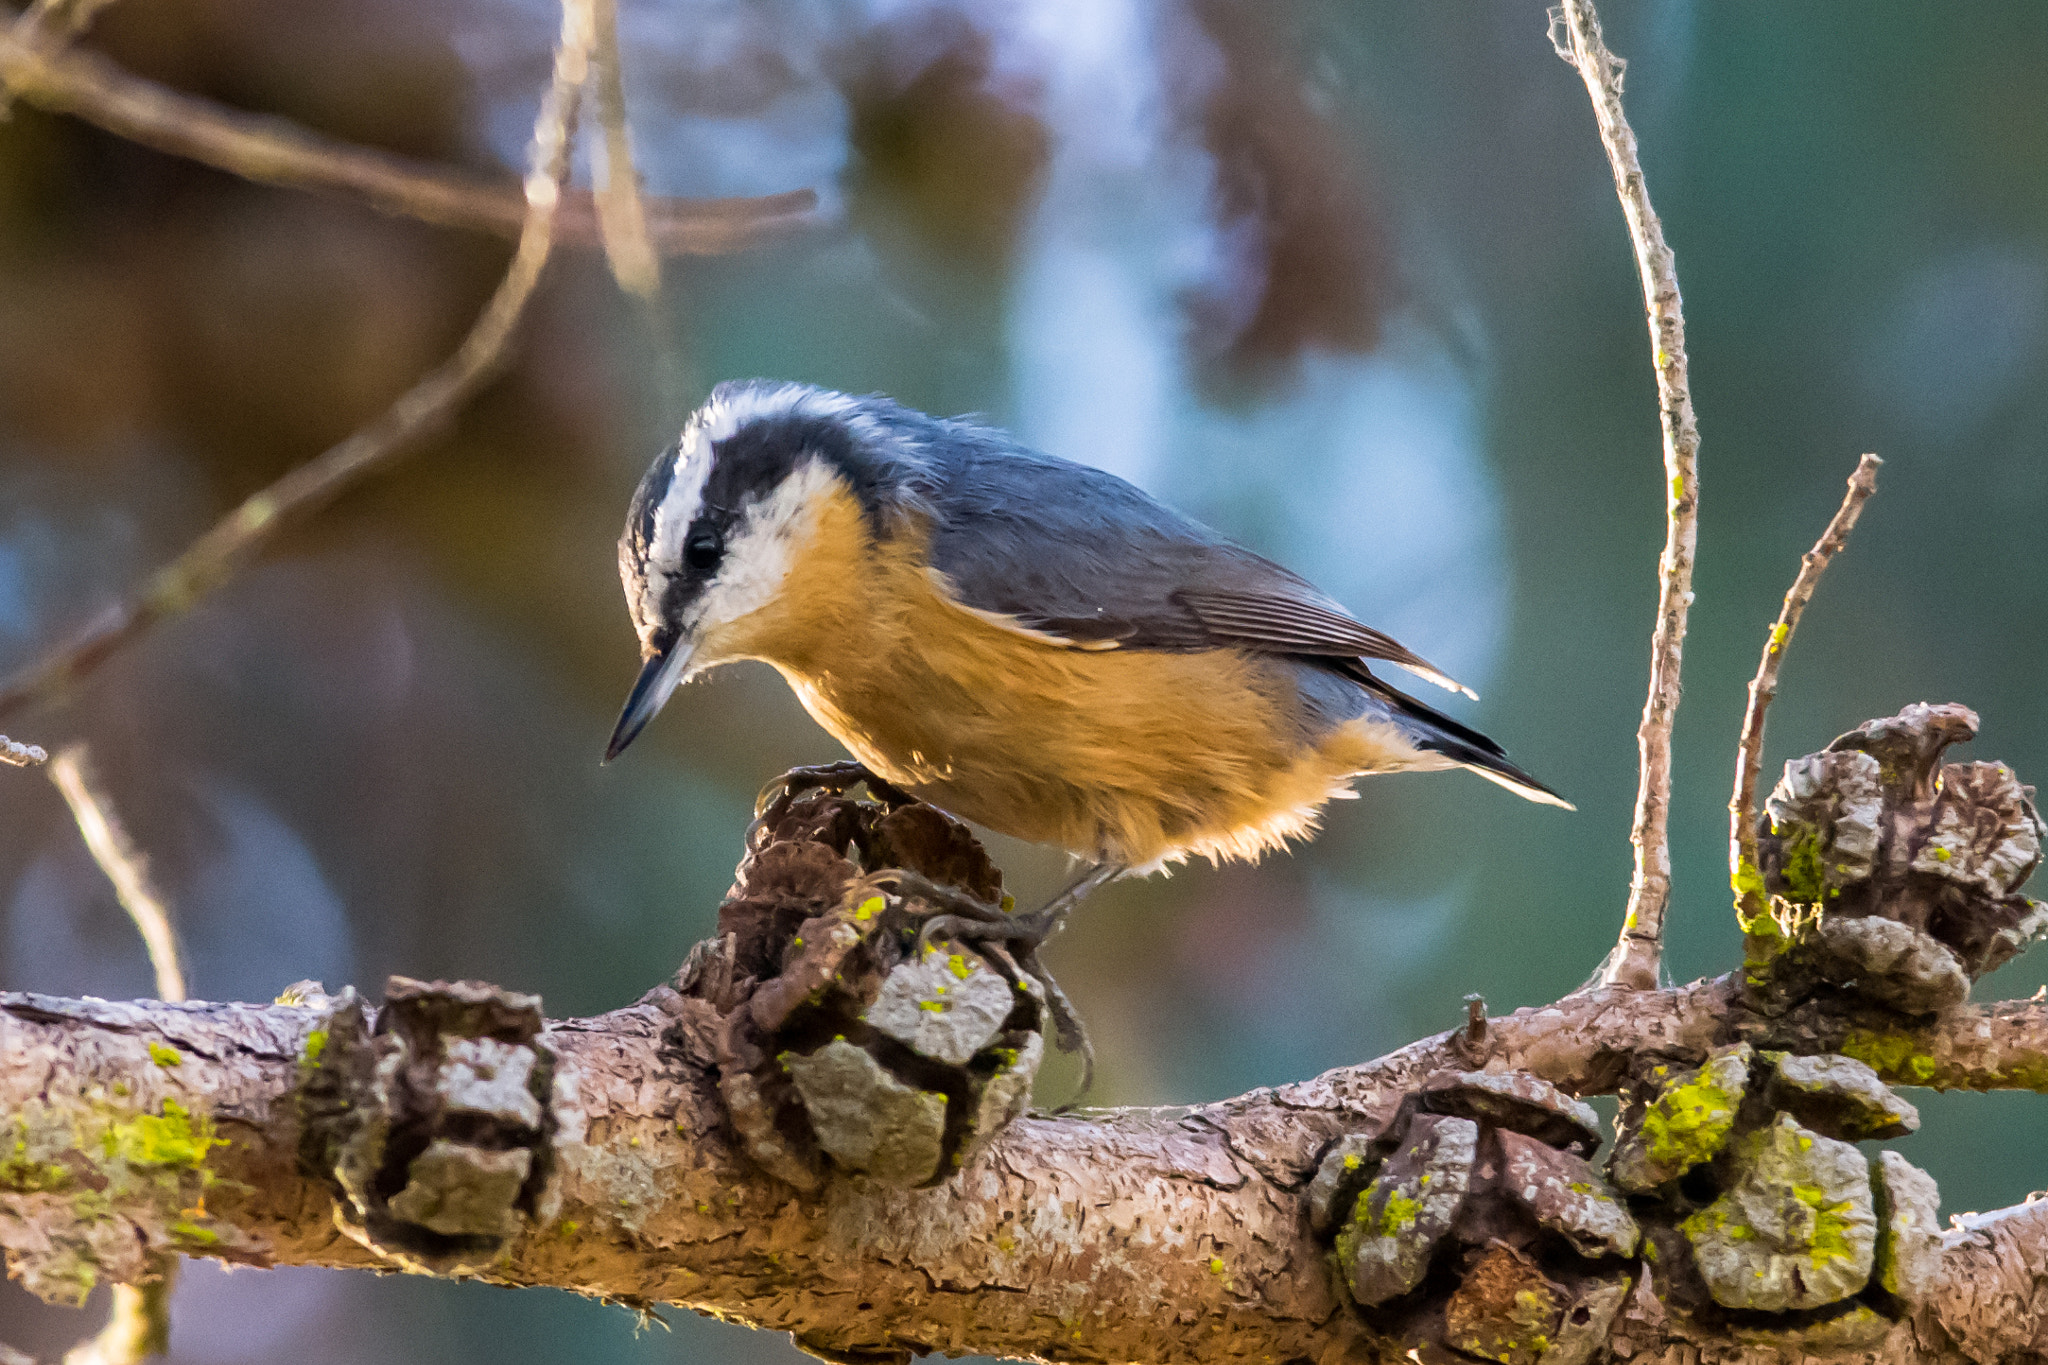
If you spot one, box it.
[296,977,558,1274]
[1313,1070,1636,1365]
[1608,1043,1940,1354]
[677,780,1046,1191]
[1750,703,2048,1012]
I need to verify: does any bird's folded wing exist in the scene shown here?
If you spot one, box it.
[919,446,1472,697]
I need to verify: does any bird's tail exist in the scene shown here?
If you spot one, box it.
[1367,677,1575,810]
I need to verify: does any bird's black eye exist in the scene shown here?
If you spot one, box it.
[683,525,723,574]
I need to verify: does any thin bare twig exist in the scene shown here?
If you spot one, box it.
[1729,455,1882,924]
[48,743,185,1364]
[60,1277,173,1365]
[0,0,124,117]
[583,0,660,297]
[0,8,594,723]
[47,746,184,1002]
[0,28,814,256]
[1552,1,1702,991]
[0,734,47,766]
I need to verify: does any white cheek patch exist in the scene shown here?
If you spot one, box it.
[689,458,843,651]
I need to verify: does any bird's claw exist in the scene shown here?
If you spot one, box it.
[755,761,919,816]
[867,868,1097,1100]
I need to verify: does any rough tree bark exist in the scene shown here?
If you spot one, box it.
[3,963,2048,1365]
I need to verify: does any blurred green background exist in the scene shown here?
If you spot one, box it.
[5,0,2048,1358]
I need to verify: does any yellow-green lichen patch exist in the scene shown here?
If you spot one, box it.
[1731,857,1769,909]
[301,1029,329,1066]
[1838,1030,1940,1087]
[1373,1188,1423,1238]
[1340,1116,1479,1307]
[1612,1045,1752,1192]
[1,1124,72,1193]
[170,1218,219,1246]
[1778,828,1827,904]
[147,1042,182,1068]
[102,1099,225,1170]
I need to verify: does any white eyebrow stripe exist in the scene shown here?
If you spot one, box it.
[699,381,859,443]
[643,420,712,624]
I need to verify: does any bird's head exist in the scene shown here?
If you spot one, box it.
[605,380,933,761]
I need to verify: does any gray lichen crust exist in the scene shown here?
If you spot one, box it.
[688,787,1049,1189]
[783,1039,948,1187]
[1767,749,1885,892]
[1497,1130,1639,1259]
[1307,1134,1382,1238]
[1337,1113,1478,1306]
[1319,1068,1643,1365]
[1762,1051,1919,1141]
[386,1140,533,1239]
[862,937,1017,1066]
[1683,1114,1876,1312]
[1871,1149,1942,1308]
[1815,917,1970,1014]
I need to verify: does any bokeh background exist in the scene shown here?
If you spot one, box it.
[6,0,2048,1358]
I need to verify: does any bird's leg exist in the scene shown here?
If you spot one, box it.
[1009,860,1126,943]
[755,760,918,815]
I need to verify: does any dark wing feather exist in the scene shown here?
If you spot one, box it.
[916,420,1471,696]
[1171,585,1474,697]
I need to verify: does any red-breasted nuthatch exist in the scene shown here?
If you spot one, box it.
[607,381,1569,925]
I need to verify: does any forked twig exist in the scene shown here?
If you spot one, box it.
[1552,0,1702,990]
[0,7,593,722]
[1729,455,1882,924]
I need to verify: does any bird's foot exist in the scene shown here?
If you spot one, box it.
[867,861,1125,1103]
[756,760,918,816]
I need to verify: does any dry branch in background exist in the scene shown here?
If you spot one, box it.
[1730,455,1883,927]
[582,0,661,298]
[0,28,815,258]
[1551,1,1704,991]
[47,747,184,1004]
[0,9,593,724]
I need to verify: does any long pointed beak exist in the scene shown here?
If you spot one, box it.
[604,643,691,763]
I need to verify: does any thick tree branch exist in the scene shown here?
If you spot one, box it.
[1552,1,1703,991]
[3,977,2042,1365]
[0,28,815,258]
